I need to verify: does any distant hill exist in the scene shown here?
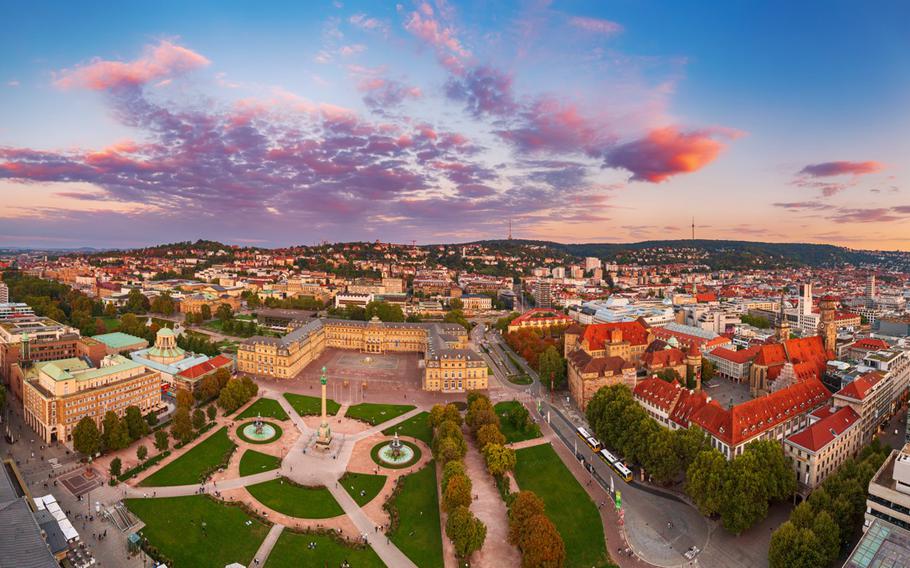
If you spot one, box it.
[466,239,908,270]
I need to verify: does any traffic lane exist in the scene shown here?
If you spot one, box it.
[544,403,708,567]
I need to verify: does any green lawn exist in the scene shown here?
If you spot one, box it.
[239,449,282,477]
[99,316,120,332]
[126,495,270,568]
[246,479,343,519]
[140,427,235,487]
[236,397,289,420]
[339,472,387,506]
[266,530,385,568]
[283,393,340,416]
[345,402,415,426]
[382,411,432,444]
[494,401,542,444]
[514,444,607,568]
[388,462,443,568]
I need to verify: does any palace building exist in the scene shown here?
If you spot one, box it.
[237,317,486,393]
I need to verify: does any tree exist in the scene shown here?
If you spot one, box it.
[537,345,566,390]
[813,510,841,566]
[103,302,117,317]
[145,411,158,427]
[518,514,565,568]
[466,396,498,433]
[125,288,150,314]
[642,427,681,484]
[442,460,467,490]
[701,358,716,382]
[508,491,546,545]
[720,451,770,534]
[176,389,195,410]
[200,304,212,321]
[746,439,796,502]
[206,404,217,422]
[673,426,710,472]
[769,522,824,568]
[102,411,130,451]
[124,405,149,441]
[73,417,102,456]
[171,407,194,443]
[154,430,170,452]
[445,506,486,559]
[216,303,233,322]
[213,367,231,389]
[483,443,517,476]
[0,383,6,412]
[192,408,206,430]
[109,457,122,478]
[685,449,727,516]
[150,293,175,315]
[476,423,506,450]
[449,298,464,311]
[429,404,462,428]
[137,445,148,462]
[443,473,473,512]
[436,436,467,465]
[443,309,471,331]
[364,301,405,322]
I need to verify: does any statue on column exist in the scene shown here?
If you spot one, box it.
[316,366,333,448]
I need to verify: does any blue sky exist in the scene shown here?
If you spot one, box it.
[1,1,908,249]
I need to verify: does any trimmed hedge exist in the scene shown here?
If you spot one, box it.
[118,451,172,482]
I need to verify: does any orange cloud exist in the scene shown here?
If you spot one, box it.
[54,40,210,91]
[605,126,741,182]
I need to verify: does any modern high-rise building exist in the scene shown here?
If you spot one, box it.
[0,282,8,304]
[584,257,601,272]
[867,274,877,300]
[533,280,553,308]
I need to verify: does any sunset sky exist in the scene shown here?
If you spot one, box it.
[1,1,909,250]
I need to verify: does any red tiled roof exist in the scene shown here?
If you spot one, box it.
[642,348,686,368]
[690,376,831,446]
[754,343,787,367]
[835,371,885,401]
[177,354,233,380]
[582,320,651,350]
[567,350,632,375]
[669,389,711,428]
[848,338,889,351]
[783,336,831,379]
[510,308,573,326]
[633,377,682,412]
[695,292,717,303]
[786,406,860,452]
[709,346,760,365]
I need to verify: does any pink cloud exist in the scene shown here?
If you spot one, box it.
[497,98,603,154]
[798,160,884,177]
[568,16,623,36]
[54,40,210,91]
[605,126,740,182]
[403,3,470,72]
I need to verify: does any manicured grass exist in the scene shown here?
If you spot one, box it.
[266,530,385,568]
[283,393,340,417]
[99,316,120,332]
[140,427,235,487]
[235,421,284,444]
[236,397,289,420]
[514,444,607,568]
[126,495,270,568]
[339,472,387,506]
[371,440,421,469]
[507,373,533,385]
[238,449,282,476]
[382,411,432,444]
[345,402,415,426]
[246,478,343,519]
[388,462,443,568]
[495,401,542,444]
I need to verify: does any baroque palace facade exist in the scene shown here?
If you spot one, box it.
[237,316,487,393]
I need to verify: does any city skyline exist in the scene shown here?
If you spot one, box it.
[1,1,909,249]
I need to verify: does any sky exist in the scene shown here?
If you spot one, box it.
[1,0,909,250]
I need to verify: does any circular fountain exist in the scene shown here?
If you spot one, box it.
[372,432,419,468]
[237,414,281,444]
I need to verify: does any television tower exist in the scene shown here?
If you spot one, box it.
[691,217,695,241]
[508,218,512,240]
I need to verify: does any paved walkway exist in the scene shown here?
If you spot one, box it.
[327,481,418,568]
[352,407,423,441]
[463,431,521,567]
[252,523,286,566]
[506,436,549,450]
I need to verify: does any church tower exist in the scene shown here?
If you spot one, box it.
[818,295,837,353]
[776,293,790,342]
[686,342,702,390]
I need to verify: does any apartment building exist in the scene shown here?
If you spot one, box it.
[783,405,861,495]
[866,443,910,531]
